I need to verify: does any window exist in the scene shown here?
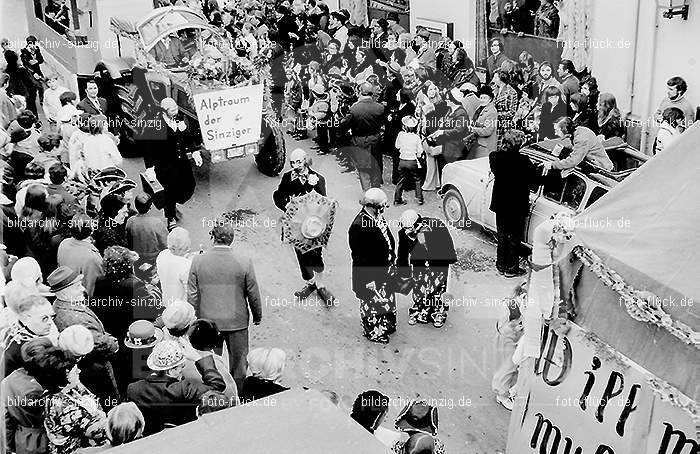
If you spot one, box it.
[561,175,586,210]
[585,186,608,208]
[543,173,586,210]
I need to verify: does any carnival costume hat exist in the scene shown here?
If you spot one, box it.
[395,399,439,436]
[281,191,338,254]
[47,266,83,293]
[147,340,185,371]
[125,320,164,349]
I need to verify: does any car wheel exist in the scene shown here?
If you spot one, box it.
[442,188,469,229]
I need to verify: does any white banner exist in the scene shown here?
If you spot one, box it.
[193,84,264,151]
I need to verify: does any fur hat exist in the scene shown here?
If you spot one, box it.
[58,325,95,357]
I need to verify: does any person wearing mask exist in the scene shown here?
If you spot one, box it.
[429,88,469,163]
[273,148,334,304]
[538,86,567,141]
[397,209,457,327]
[654,76,695,129]
[239,347,289,403]
[489,131,539,277]
[339,82,387,190]
[57,214,104,298]
[557,59,579,107]
[77,80,108,116]
[471,85,499,159]
[486,38,509,84]
[545,117,613,172]
[126,340,225,435]
[187,222,262,390]
[143,98,202,230]
[569,92,598,134]
[597,93,625,140]
[348,188,397,344]
[654,107,685,155]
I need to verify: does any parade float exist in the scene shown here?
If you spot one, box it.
[507,123,700,453]
[105,6,286,175]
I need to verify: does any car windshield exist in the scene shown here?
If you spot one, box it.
[138,9,213,50]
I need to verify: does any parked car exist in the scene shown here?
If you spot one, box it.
[439,138,649,246]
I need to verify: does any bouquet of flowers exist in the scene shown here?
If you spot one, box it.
[188,55,225,81]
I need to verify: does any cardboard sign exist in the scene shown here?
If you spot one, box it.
[193,84,264,151]
[507,324,698,454]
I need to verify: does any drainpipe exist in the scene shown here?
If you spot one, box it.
[629,0,641,114]
[641,0,662,154]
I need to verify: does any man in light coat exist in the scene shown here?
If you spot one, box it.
[187,222,261,390]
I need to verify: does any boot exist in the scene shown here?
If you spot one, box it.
[317,287,336,307]
[294,283,317,299]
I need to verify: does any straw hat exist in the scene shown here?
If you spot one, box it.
[147,340,185,371]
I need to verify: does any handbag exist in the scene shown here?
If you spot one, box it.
[462,131,478,154]
[140,172,165,210]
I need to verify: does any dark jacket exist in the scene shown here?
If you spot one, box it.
[77,97,108,116]
[340,97,386,137]
[599,111,625,140]
[126,356,226,436]
[20,47,44,78]
[397,217,457,273]
[435,106,469,163]
[489,150,540,216]
[187,247,262,331]
[144,113,196,204]
[239,376,289,403]
[348,209,396,298]
[273,169,326,211]
[2,368,48,454]
[538,100,567,141]
[573,110,599,135]
[486,52,509,83]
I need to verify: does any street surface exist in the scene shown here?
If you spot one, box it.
[2,2,516,451]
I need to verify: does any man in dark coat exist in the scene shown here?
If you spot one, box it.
[430,88,469,163]
[489,130,541,277]
[273,148,335,305]
[19,36,44,103]
[348,188,397,344]
[126,340,226,435]
[188,222,262,390]
[340,82,387,191]
[77,79,108,115]
[143,97,202,230]
[397,210,457,328]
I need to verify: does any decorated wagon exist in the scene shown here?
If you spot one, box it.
[104,6,286,176]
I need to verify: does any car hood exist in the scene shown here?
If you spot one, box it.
[444,157,491,176]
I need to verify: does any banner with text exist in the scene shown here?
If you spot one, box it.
[193,84,263,151]
[507,324,698,454]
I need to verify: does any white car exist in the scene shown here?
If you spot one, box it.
[438,139,648,246]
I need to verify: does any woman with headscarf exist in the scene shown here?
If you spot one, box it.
[348,188,397,344]
[239,347,289,403]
